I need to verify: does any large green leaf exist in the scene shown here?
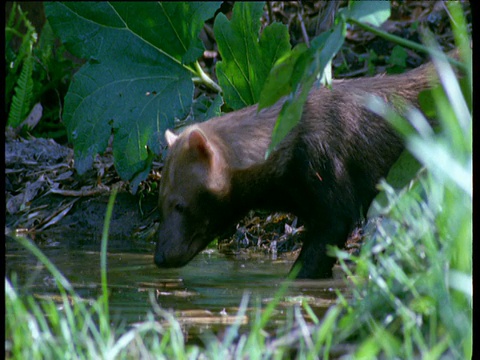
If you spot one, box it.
[112,2,219,65]
[368,151,422,217]
[258,43,309,110]
[214,2,290,110]
[341,0,391,27]
[45,2,221,187]
[265,20,346,156]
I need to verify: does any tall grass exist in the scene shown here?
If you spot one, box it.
[6,189,197,359]
[331,3,472,357]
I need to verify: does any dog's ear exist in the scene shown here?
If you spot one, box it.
[165,129,178,146]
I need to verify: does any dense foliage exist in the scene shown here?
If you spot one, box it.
[42,1,393,189]
[6,3,74,141]
[5,2,471,359]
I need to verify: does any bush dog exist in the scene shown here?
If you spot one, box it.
[154,57,444,278]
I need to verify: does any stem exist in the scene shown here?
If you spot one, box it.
[348,18,465,70]
[100,188,117,325]
[193,60,222,93]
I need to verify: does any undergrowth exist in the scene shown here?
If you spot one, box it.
[6,2,75,141]
[5,2,471,359]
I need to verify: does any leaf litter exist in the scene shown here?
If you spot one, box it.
[5,131,159,243]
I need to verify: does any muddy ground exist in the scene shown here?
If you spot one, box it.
[5,134,158,245]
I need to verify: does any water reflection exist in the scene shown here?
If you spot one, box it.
[6,234,347,334]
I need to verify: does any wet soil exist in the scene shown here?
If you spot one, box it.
[5,134,159,245]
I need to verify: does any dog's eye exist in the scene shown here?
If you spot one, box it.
[174,203,186,213]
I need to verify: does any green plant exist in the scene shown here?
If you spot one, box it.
[5,33,471,354]
[44,1,401,188]
[386,45,408,73]
[5,2,75,140]
[329,2,472,357]
[5,2,36,128]
[7,2,471,358]
[6,189,200,359]
[44,2,292,190]
[5,191,118,358]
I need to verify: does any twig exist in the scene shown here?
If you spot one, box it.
[49,187,110,197]
[266,2,274,25]
[297,2,310,48]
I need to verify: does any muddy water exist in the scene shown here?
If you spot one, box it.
[5,233,347,338]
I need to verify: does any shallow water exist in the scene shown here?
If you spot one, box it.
[5,233,347,338]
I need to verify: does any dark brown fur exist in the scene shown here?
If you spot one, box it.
[154,60,440,278]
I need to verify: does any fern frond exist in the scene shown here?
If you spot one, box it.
[6,3,37,74]
[5,3,18,46]
[7,55,34,128]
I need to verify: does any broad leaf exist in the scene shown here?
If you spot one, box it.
[368,151,422,217]
[214,2,290,110]
[45,2,221,188]
[258,43,309,110]
[192,94,224,123]
[112,2,220,65]
[342,0,391,27]
[266,20,346,156]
